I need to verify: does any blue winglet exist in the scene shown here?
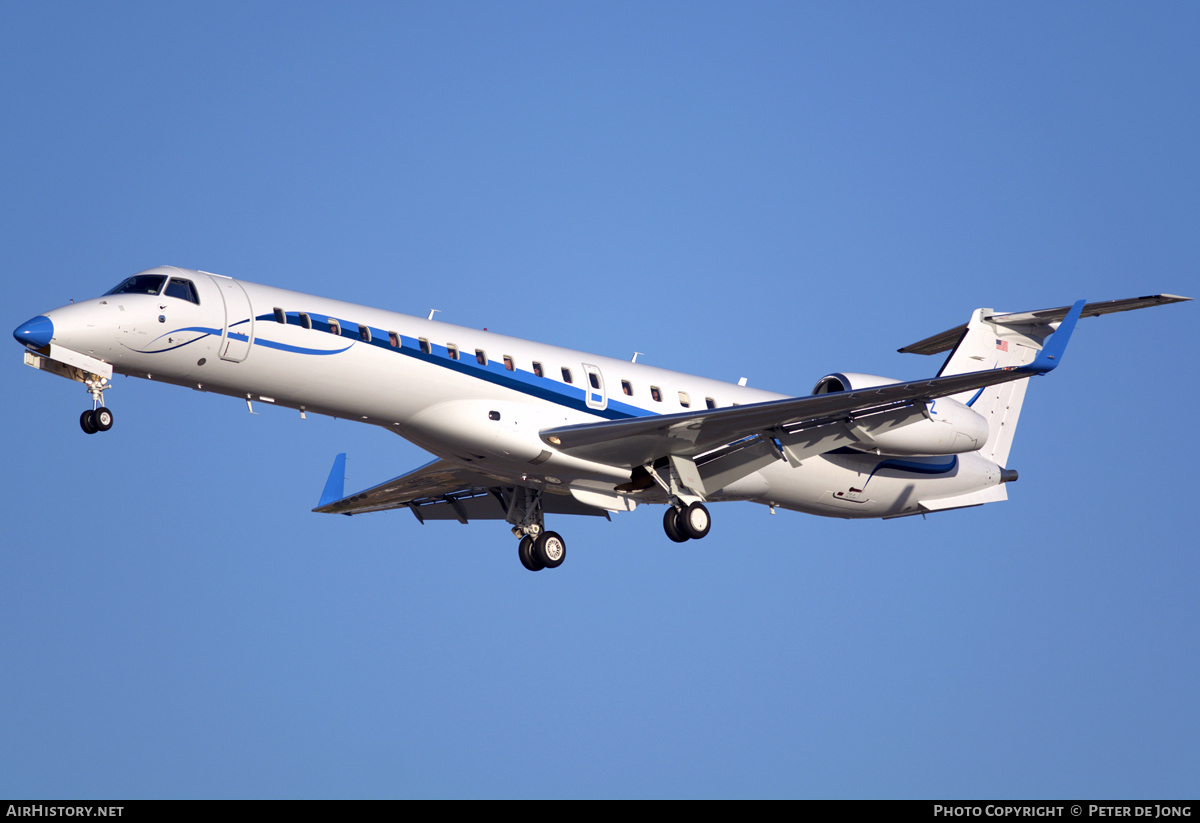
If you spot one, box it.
[1027,298,1086,374]
[318,453,348,508]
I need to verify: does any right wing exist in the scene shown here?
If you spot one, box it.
[538,299,1088,471]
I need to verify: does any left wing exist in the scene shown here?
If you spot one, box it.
[312,455,609,520]
[539,299,1086,471]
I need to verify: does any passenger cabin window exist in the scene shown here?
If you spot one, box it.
[419,338,431,355]
[388,331,400,348]
[328,319,341,336]
[476,349,487,366]
[650,386,662,402]
[561,367,573,384]
[359,325,371,343]
[678,392,690,408]
[589,372,601,390]
[273,307,286,324]
[447,344,459,360]
[165,279,200,304]
[503,355,515,372]
[299,312,312,330]
[706,397,716,409]
[107,274,167,296]
[622,380,633,396]
[532,361,544,378]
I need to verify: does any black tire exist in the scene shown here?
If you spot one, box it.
[535,531,566,569]
[93,406,114,432]
[663,507,690,542]
[681,502,711,540]
[518,536,544,572]
[80,410,98,435]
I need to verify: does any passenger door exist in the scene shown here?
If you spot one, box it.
[582,363,607,411]
[207,275,254,362]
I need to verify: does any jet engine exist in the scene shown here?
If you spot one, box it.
[811,372,989,456]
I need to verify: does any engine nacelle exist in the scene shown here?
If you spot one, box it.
[811,372,990,456]
[813,372,901,394]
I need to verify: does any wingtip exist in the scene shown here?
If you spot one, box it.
[1026,298,1086,374]
[317,452,348,510]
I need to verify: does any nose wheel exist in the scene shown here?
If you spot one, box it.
[80,407,114,434]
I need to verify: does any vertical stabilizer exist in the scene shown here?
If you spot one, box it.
[933,309,1058,467]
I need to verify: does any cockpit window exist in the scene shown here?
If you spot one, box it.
[106,275,167,296]
[164,278,200,304]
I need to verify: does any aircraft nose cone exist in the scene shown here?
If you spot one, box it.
[14,315,54,348]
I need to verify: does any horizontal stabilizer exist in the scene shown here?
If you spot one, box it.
[899,294,1191,355]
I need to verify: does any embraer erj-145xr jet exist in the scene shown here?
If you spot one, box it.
[14,267,1190,571]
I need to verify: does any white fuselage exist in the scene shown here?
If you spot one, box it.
[22,266,1005,520]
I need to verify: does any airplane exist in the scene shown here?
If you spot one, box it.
[13,266,1190,571]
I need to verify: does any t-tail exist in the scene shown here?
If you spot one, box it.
[899,295,1191,467]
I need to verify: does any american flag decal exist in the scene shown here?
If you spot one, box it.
[995,339,1009,352]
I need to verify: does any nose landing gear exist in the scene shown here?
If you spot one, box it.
[79,377,114,435]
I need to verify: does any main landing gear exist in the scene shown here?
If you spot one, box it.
[663,502,711,543]
[79,376,114,435]
[507,488,567,573]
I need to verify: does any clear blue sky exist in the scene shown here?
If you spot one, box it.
[2,1,1197,799]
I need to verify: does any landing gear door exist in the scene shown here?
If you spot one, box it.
[208,275,254,362]
[582,363,607,411]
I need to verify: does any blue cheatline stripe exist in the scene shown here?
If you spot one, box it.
[143,326,354,356]
[863,455,958,487]
[250,310,650,420]
[143,310,652,421]
[138,327,214,353]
